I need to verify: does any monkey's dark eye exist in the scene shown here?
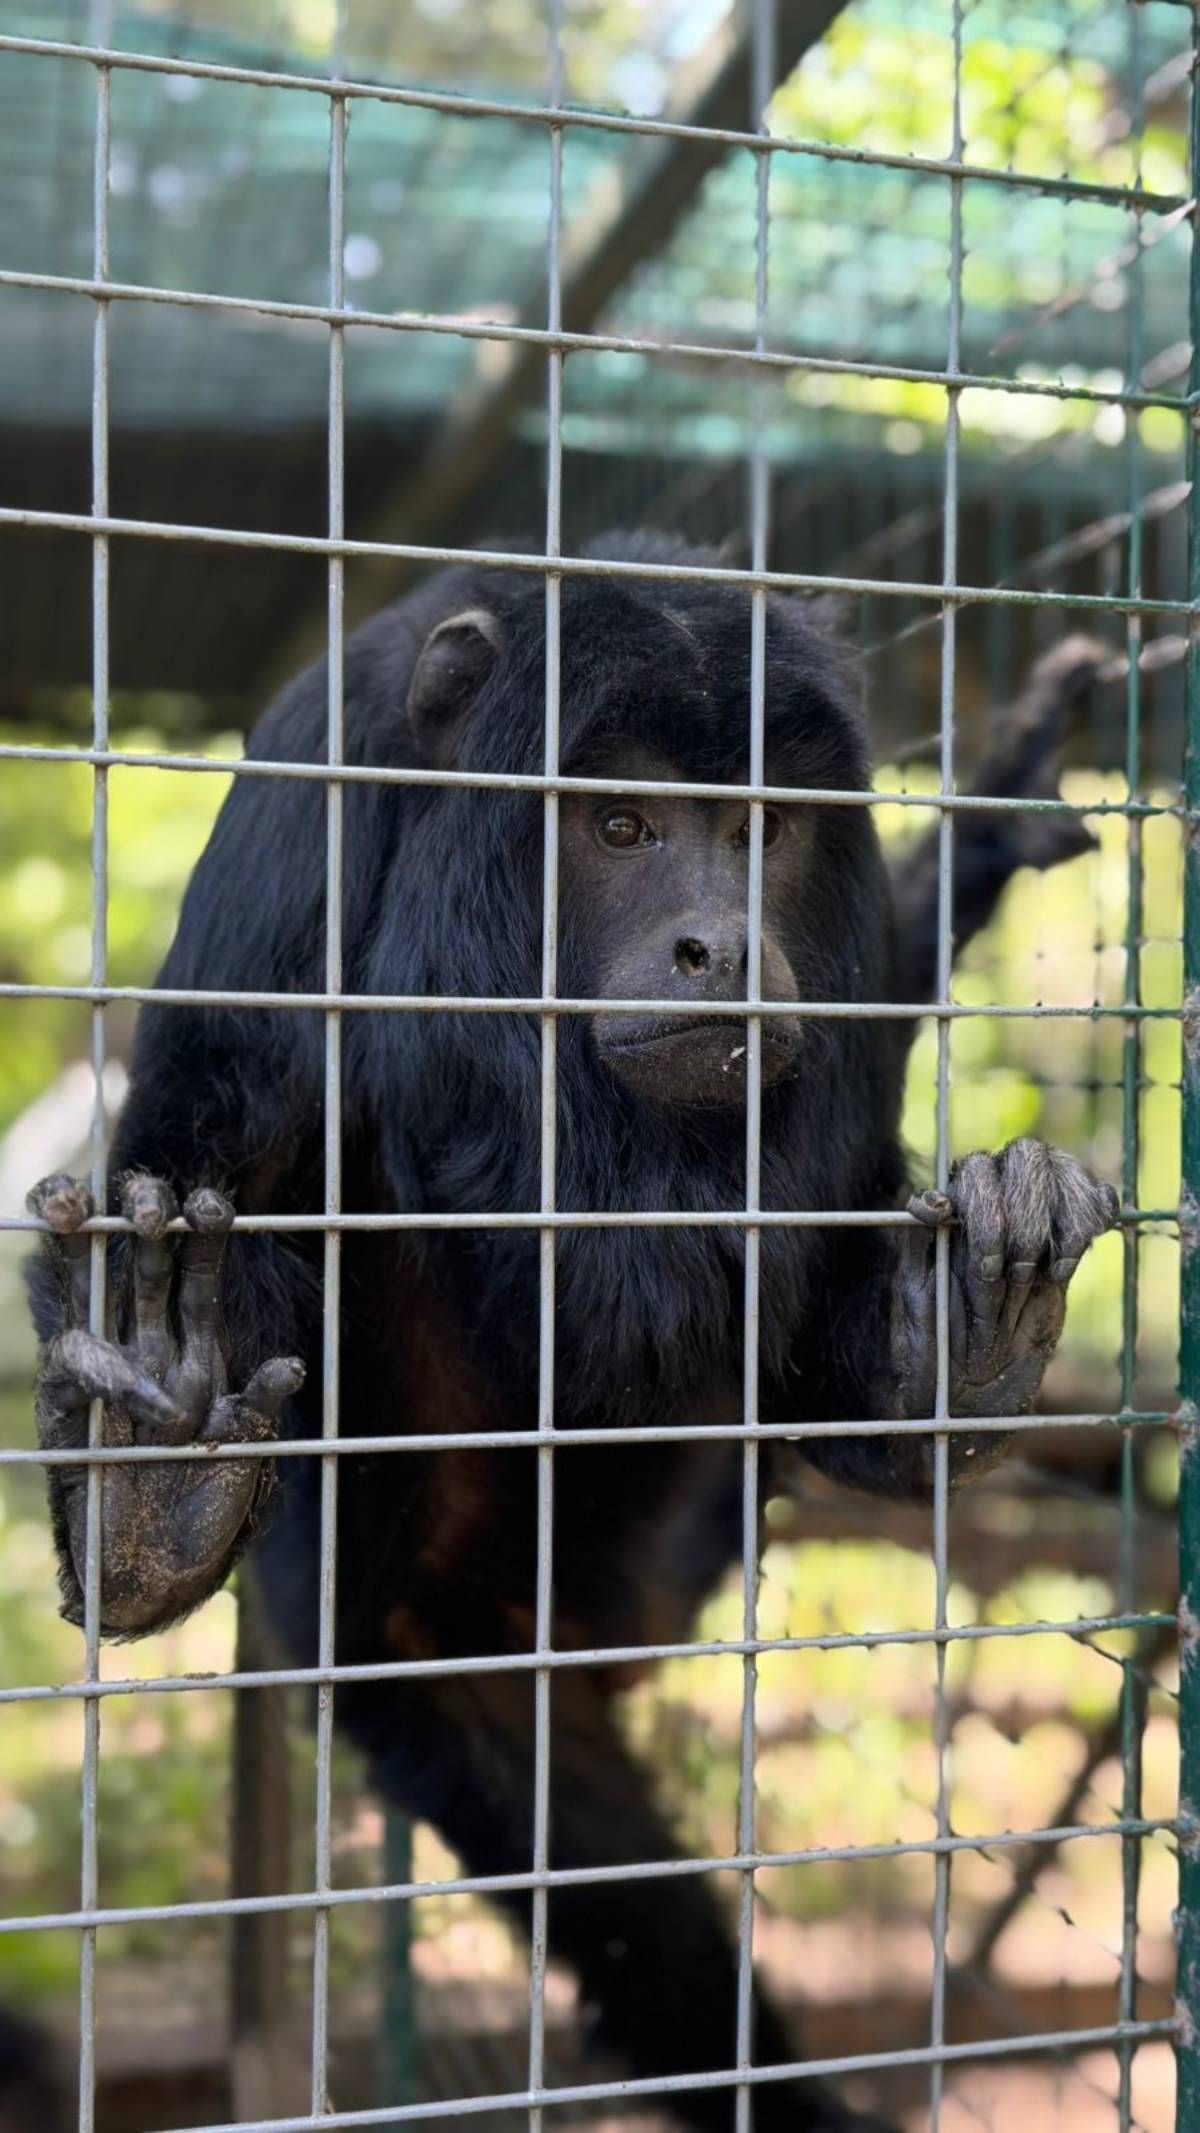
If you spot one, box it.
[733,809,783,850]
[597,808,654,850]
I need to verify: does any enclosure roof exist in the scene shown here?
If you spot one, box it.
[0,0,1191,446]
[0,0,1192,719]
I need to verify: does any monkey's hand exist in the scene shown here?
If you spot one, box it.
[28,1172,303,1636]
[889,1138,1118,1489]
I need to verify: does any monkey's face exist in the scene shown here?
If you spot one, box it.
[558,749,814,1109]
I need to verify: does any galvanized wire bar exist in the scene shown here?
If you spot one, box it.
[0,1607,1172,1709]
[0,743,1181,822]
[3,1208,1177,1239]
[0,265,1188,414]
[1117,16,1149,2123]
[927,6,963,2115]
[734,11,773,2122]
[77,7,114,2127]
[0,984,1183,1021]
[0,1412,1174,1470]
[0,1814,1176,1942]
[1176,21,1200,2128]
[528,10,565,2125]
[0,30,1185,213]
[4,506,1196,616]
[309,17,348,2112]
[133,2019,1177,2133]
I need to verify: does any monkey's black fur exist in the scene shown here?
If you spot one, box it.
[28,535,1109,2133]
[0,2009,64,2133]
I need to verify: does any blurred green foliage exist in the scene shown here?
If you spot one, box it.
[0,721,235,1133]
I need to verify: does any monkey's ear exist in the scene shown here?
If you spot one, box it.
[406,608,504,764]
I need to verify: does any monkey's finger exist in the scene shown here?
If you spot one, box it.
[35,1372,90,1449]
[891,1229,966,1418]
[999,1138,1054,1334]
[241,1356,306,1422]
[42,1328,182,1435]
[27,1173,94,1330]
[27,1172,93,1235]
[948,1152,1007,1352]
[1008,1281,1067,1361]
[121,1174,179,1369]
[906,1187,954,1229]
[202,1394,275,1446]
[1047,1152,1120,1283]
[177,1187,235,1362]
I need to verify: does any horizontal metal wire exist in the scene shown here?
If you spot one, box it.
[132,2021,1179,2133]
[0,1412,1172,1471]
[0,33,1185,215]
[0,1818,1177,1942]
[3,507,1198,619]
[0,266,1189,414]
[1,1205,1174,1236]
[0,1608,1171,1709]
[0,980,1181,1020]
[0,737,1184,824]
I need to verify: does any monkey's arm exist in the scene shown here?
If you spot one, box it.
[789,1137,1118,1502]
[23,643,371,1634]
[890,637,1108,1007]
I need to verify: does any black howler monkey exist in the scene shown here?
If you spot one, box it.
[27,535,1117,2133]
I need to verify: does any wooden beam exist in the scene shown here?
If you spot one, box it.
[259,1,849,693]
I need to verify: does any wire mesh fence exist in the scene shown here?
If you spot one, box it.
[0,1,1194,2129]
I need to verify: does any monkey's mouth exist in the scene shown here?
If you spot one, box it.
[595,1013,801,1107]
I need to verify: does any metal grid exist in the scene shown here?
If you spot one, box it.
[0,2,1194,2130]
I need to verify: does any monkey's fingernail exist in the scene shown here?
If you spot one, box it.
[1009,1260,1038,1285]
[28,1175,94,1233]
[183,1187,235,1235]
[979,1253,1004,1281]
[909,1188,953,1227]
[129,1380,184,1430]
[1050,1255,1079,1283]
[121,1174,179,1239]
[242,1355,306,1418]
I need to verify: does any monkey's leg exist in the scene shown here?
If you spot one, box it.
[346,1669,897,2133]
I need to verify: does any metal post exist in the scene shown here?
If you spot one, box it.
[1117,12,1149,2123]
[231,1585,306,2119]
[528,11,565,2131]
[80,6,113,2127]
[312,6,348,2113]
[380,1811,417,2120]
[1175,19,1200,2128]
[734,8,774,2130]
[929,7,964,2123]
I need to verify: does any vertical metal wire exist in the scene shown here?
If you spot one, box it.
[1176,18,1200,2126]
[734,6,773,2129]
[529,7,565,2127]
[80,10,113,2129]
[311,9,348,2112]
[1117,13,1148,2123]
[928,6,964,2124]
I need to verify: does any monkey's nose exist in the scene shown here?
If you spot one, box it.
[674,937,711,976]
